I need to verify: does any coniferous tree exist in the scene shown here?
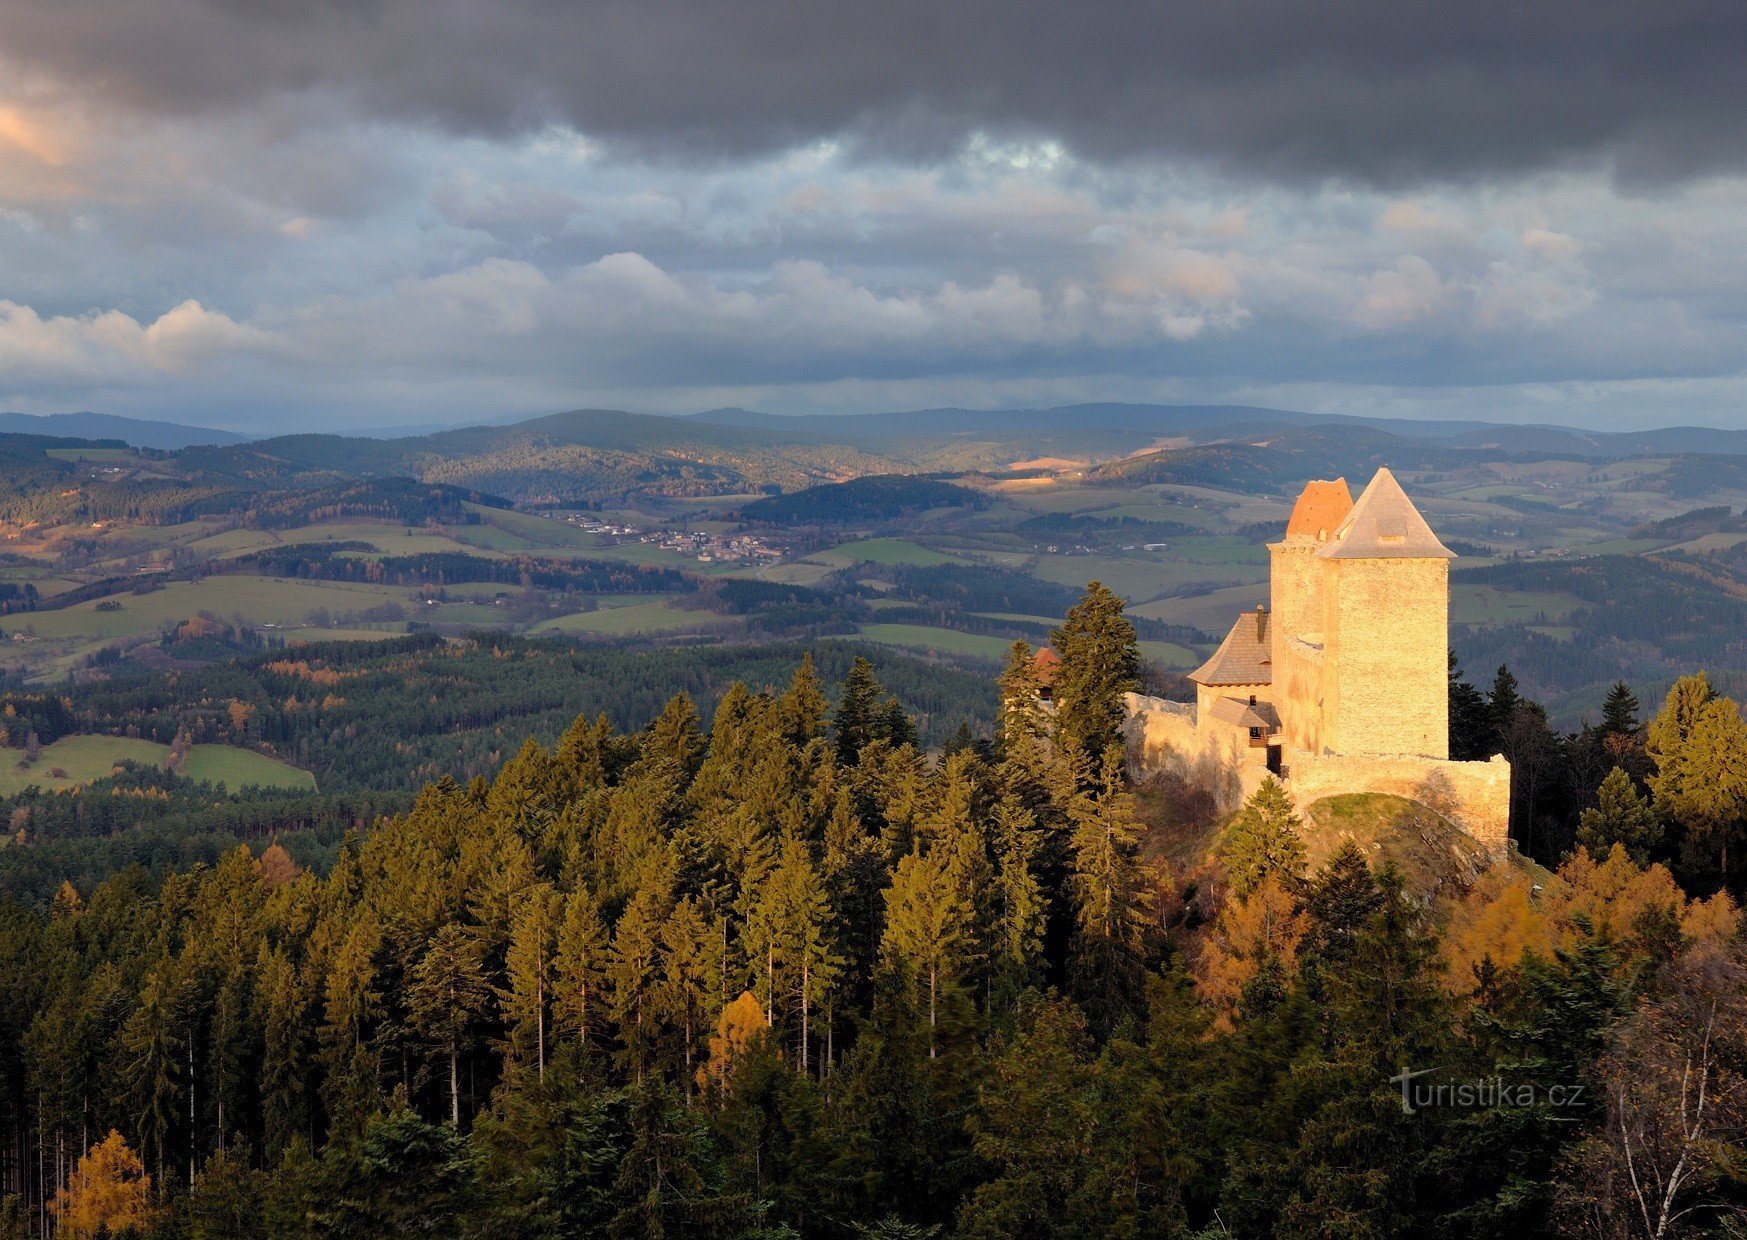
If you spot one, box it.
[1448,652,1495,761]
[1489,664,1522,739]
[554,886,610,1054]
[408,925,491,1128]
[1600,680,1641,739]
[989,793,1045,999]
[882,849,970,1060]
[1066,745,1152,1028]
[501,884,563,1081]
[1050,582,1140,758]
[834,657,885,767]
[1576,767,1661,864]
[1223,777,1308,898]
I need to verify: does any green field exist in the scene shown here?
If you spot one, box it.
[856,623,1014,661]
[0,735,314,795]
[192,522,492,560]
[1451,584,1583,625]
[1140,640,1201,667]
[7,577,421,641]
[532,601,727,636]
[814,538,962,567]
[1131,583,1267,633]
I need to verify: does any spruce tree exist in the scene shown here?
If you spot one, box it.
[1489,664,1522,739]
[1448,652,1494,761]
[501,884,562,1081]
[1224,778,1308,899]
[554,887,610,1052]
[1050,582,1141,758]
[882,848,970,1059]
[1600,680,1641,738]
[407,925,491,1128]
[834,658,885,766]
[1577,767,1661,864]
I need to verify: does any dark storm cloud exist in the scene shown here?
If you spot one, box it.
[6,0,1747,182]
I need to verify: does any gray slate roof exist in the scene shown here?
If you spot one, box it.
[1208,697,1280,731]
[1190,607,1272,686]
[1318,467,1455,560]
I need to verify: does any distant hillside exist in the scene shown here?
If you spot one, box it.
[693,403,1747,460]
[738,474,988,524]
[179,408,903,502]
[0,412,247,449]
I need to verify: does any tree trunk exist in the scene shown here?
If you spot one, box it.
[929,964,938,1060]
[449,1037,460,1128]
[536,969,545,1082]
[800,958,810,1075]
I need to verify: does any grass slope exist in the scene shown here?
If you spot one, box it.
[0,736,313,795]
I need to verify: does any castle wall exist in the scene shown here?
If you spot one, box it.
[1269,543,1324,751]
[1123,693,1270,814]
[1282,750,1512,856]
[1323,557,1449,759]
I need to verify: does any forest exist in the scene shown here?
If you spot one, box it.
[2,585,1746,1238]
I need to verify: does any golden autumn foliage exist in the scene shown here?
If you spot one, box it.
[257,842,299,890]
[1194,876,1306,1031]
[52,1130,156,1238]
[697,990,769,1092]
[1441,845,1742,993]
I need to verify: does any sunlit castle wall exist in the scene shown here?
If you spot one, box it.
[1321,553,1450,760]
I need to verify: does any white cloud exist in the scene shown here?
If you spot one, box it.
[1352,256,1449,330]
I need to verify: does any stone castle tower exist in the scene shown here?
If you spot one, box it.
[1268,468,1454,761]
[1126,467,1511,854]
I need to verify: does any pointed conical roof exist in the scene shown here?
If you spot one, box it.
[1317,467,1454,560]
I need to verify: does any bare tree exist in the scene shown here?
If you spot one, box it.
[1560,944,1747,1238]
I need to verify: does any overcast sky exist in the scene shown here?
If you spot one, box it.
[3,0,1747,432]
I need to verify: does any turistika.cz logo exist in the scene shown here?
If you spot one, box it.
[1389,1066,1587,1116]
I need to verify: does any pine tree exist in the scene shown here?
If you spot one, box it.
[1224,778,1308,898]
[407,925,491,1128]
[1577,767,1661,864]
[1050,582,1141,758]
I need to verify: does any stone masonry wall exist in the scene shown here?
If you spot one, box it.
[1124,694,1513,858]
[1123,694,1270,814]
[1325,556,1449,759]
[1283,750,1512,856]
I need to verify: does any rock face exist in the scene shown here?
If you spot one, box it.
[1126,468,1513,859]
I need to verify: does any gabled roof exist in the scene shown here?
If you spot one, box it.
[1031,647,1060,685]
[1317,467,1455,560]
[1189,607,1272,686]
[1284,478,1353,542]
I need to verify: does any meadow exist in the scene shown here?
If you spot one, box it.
[0,735,313,795]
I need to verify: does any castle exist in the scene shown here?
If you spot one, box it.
[1123,468,1513,855]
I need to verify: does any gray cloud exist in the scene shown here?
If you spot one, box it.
[6,0,1747,183]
